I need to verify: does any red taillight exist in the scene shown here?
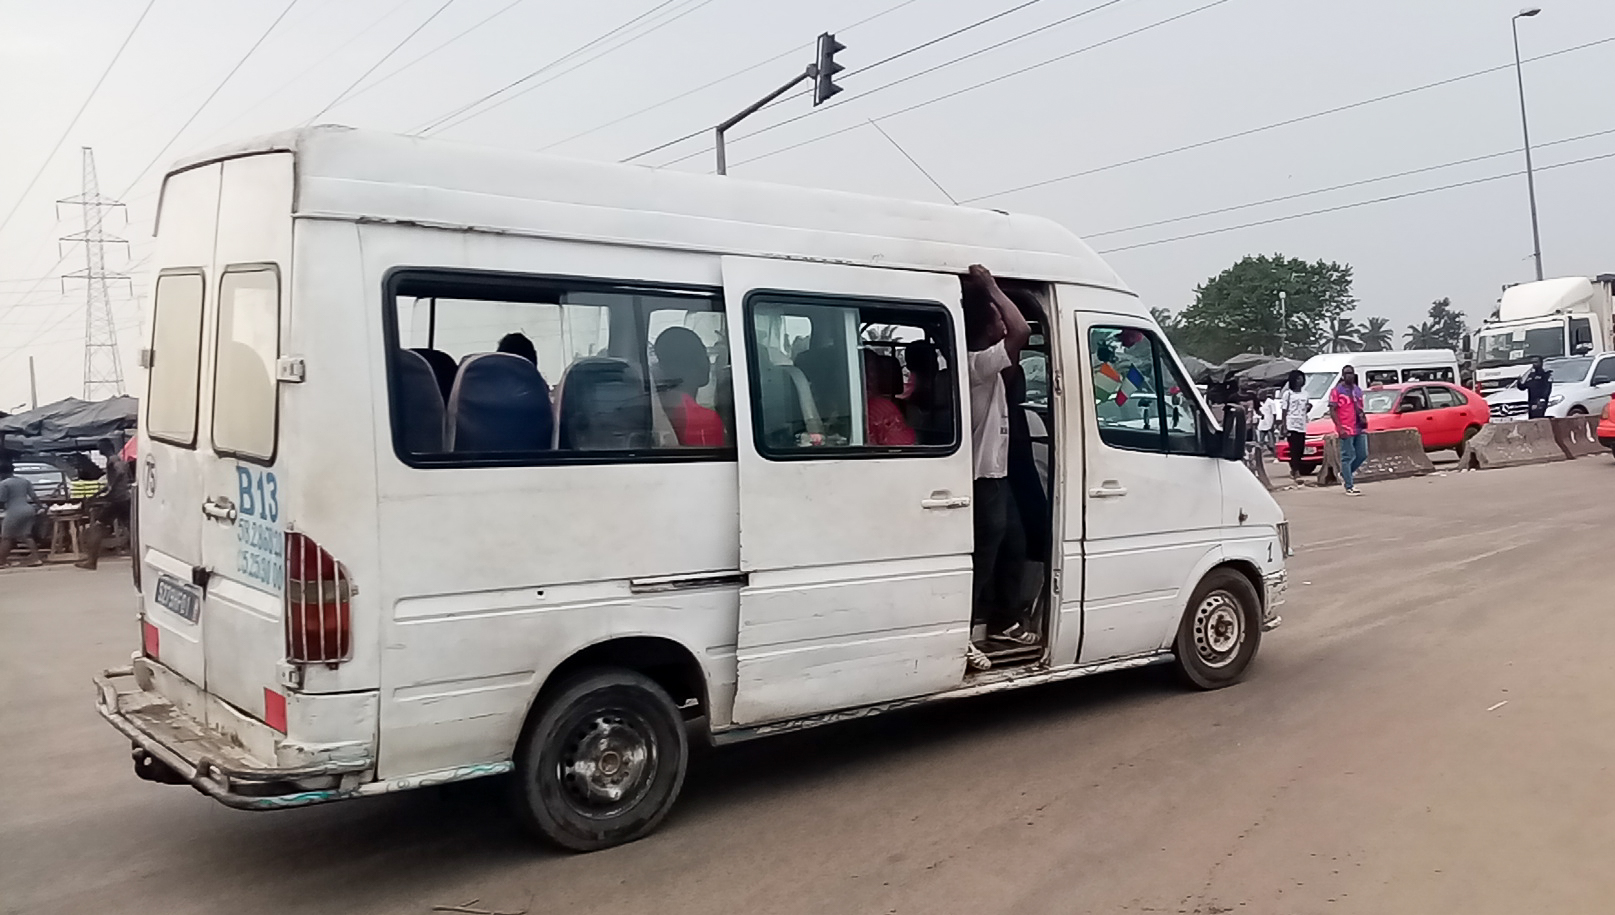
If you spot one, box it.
[142,619,160,659]
[284,532,351,666]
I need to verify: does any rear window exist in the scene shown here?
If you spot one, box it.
[146,271,206,447]
[211,266,281,462]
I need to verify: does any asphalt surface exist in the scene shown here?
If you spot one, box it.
[2,457,1612,915]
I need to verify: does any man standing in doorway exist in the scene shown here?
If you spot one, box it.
[1329,366,1369,496]
[962,265,1031,670]
[1516,356,1554,420]
[77,438,132,570]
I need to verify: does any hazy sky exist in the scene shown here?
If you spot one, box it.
[2,0,1613,408]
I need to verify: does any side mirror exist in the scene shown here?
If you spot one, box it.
[1216,404,1246,461]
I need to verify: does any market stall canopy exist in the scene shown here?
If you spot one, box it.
[0,396,137,453]
[1217,352,1275,374]
[1238,358,1303,386]
[1177,353,1214,383]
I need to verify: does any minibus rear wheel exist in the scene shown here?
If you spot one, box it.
[511,668,689,852]
[1173,568,1261,690]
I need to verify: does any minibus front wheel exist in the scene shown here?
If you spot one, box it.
[1173,568,1262,690]
[510,668,689,852]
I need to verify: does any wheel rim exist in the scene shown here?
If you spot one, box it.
[1192,590,1245,669]
[555,708,657,818]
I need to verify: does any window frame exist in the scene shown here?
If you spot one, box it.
[1086,324,1211,457]
[145,267,208,450]
[1424,384,1461,409]
[741,288,963,462]
[381,266,735,470]
[209,262,282,465]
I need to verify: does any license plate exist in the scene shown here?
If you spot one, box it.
[153,574,202,624]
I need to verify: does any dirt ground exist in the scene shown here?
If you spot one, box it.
[2,457,1611,915]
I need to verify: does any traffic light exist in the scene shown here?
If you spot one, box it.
[813,32,845,106]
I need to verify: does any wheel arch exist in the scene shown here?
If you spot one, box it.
[521,635,711,739]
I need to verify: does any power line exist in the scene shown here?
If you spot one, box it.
[307,0,460,123]
[119,0,304,202]
[965,33,1615,203]
[563,0,927,157]
[329,0,538,111]
[0,0,157,241]
[868,120,957,204]
[411,0,701,136]
[622,0,1085,164]
[1086,126,1615,239]
[657,0,1185,169]
[710,0,1225,171]
[1095,149,1615,255]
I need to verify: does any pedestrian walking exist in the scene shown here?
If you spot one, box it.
[0,460,43,567]
[1256,389,1276,452]
[1280,370,1313,484]
[1329,366,1369,495]
[1516,356,1554,420]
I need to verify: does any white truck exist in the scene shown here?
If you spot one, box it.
[1472,275,1615,395]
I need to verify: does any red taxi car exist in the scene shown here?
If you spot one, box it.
[1599,393,1615,457]
[1276,382,1490,473]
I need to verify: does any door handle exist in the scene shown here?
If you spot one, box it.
[921,493,971,510]
[202,497,238,523]
[1088,482,1128,498]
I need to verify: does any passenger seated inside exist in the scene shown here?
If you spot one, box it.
[497,331,539,367]
[863,350,916,446]
[653,326,726,446]
[794,325,851,441]
[899,340,951,445]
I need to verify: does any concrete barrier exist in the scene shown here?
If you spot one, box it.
[1460,419,1566,470]
[1551,414,1605,459]
[1318,428,1435,487]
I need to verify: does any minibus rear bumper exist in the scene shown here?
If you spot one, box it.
[1261,570,1286,631]
[94,662,372,811]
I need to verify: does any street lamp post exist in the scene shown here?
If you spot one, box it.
[1277,291,1287,357]
[1512,7,1544,281]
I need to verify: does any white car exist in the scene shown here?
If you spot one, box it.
[1485,353,1615,420]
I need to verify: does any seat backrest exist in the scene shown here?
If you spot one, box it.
[555,357,652,451]
[863,350,903,398]
[409,348,458,402]
[395,350,446,454]
[446,353,553,452]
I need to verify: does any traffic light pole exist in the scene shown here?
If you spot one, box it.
[714,67,813,176]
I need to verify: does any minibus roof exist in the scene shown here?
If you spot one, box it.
[1299,349,1458,373]
[162,126,1132,296]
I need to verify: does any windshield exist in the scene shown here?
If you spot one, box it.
[1543,356,1593,383]
[1364,390,1399,414]
[1476,324,1565,368]
[1302,372,1336,398]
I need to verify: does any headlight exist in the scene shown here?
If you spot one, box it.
[1276,521,1292,558]
[1548,394,1564,405]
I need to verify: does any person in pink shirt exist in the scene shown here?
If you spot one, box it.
[1328,365,1369,495]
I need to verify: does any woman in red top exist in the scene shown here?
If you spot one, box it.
[864,350,917,446]
[653,327,727,447]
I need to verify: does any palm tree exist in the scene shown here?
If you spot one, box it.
[1404,321,1442,349]
[1326,317,1359,353]
[1358,317,1393,352]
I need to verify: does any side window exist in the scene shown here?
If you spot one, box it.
[746,294,958,456]
[1402,366,1455,383]
[146,271,206,447]
[1398,387,1431,412]
[1088,326,1205,455]
[1570,317,1594,353]
[1592,357,1615,386]
[212,266,280,461]
[1364,369,1400,387]
[1425,386,1459,409]
[386,271,731,463]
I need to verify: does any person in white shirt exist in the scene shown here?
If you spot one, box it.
[962,265,1032,670]
[1256,390,1277,451]
[1279,370,1314,483]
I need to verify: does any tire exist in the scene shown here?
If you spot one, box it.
[509,668,688,852]
[1568,406,1588,416]
[1173,568,1262,690]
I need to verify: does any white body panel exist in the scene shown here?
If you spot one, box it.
[127,128,1287,799]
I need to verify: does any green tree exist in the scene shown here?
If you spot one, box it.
[1177,254,1356,363]
[1405,321,1442,349]
[1326,316,1360,353]
[1422,297,1466,351]
[1357,317,1393,352]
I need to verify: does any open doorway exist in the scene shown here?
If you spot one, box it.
[967,279,1057,672]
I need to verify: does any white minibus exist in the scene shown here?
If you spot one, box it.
[1298,350,1460,419]
[97,127,1288,851]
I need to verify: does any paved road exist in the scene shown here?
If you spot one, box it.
[3,459,1612,915]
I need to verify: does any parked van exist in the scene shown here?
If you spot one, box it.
[97,127,1288,851]
[1298,350,1460,419]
